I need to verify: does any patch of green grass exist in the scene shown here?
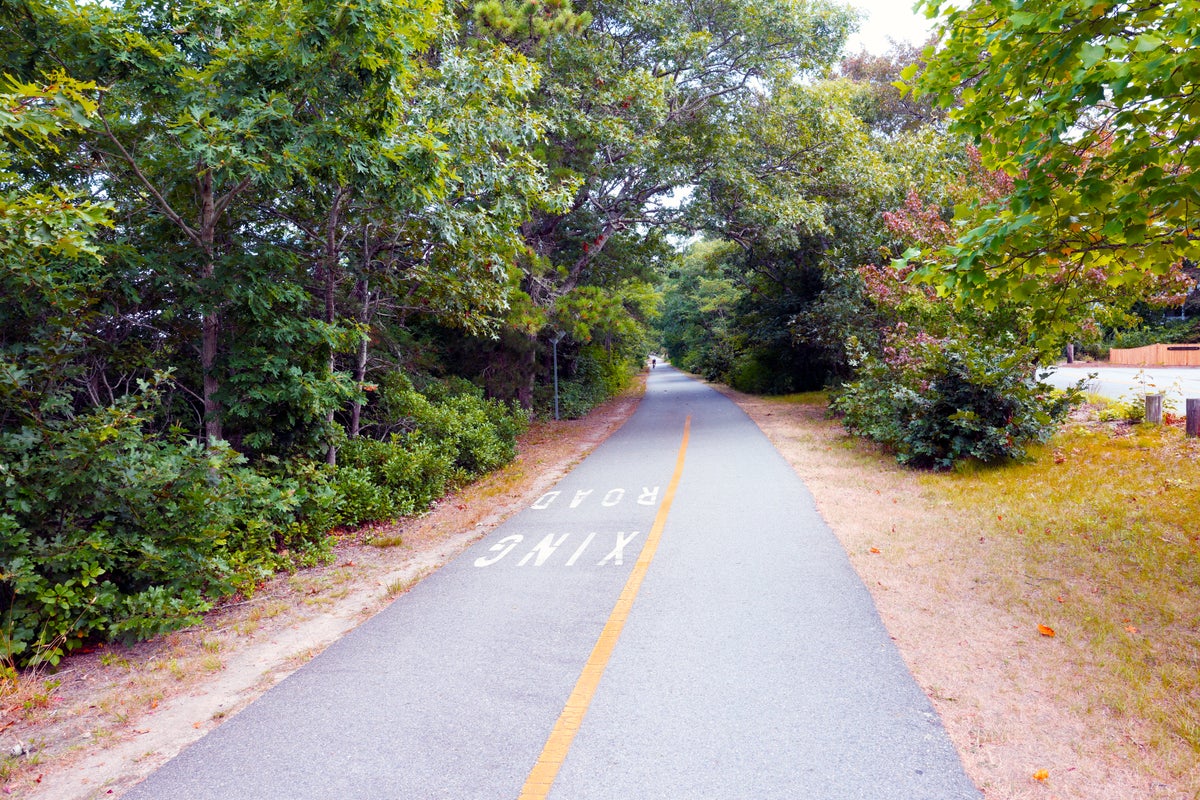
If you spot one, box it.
[928,421,1200,763]
[99,650,130,669]
[21,679,60,715]
[385,569,430,598]
[771,391,830,406]
[386,578,414,597]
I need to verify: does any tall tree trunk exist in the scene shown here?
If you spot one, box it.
[99,109,253,449]
[198,168,223,447]
[323,187,351,465]
[349,274,370,439]
[202,307,222,445]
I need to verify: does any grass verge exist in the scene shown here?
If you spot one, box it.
[941,421,1200,761]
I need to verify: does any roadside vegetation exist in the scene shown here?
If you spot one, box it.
[0,387,643,797]
[661,0,1197,471]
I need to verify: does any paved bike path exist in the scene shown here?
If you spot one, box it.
[125,367,980,799]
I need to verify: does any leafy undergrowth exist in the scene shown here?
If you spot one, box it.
[932,419,1200,771]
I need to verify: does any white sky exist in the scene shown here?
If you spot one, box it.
[843,0,940,55]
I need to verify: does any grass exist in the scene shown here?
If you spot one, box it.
[386,568,430,598]
[928,419,1200,766]
[99,650,131,669]
[769,390,830,406]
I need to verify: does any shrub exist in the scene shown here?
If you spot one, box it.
[534,348,636,419]
[334,436,451,524]
[834,332,1080,470]
[0,371,530,667]
[728,353,774,394]
[0,400,301,666]
[333,372,527,524]
[1109,318,1200,351]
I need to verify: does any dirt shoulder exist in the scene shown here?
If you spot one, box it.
[2,383,643,800]
[717,385,1196,800]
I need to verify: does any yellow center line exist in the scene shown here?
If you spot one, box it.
[518,416,692,800]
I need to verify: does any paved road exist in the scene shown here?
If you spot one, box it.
[125,367,980,800]
[1041,364,1200,406]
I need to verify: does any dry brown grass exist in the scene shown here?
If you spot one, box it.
[723,387,1200,800]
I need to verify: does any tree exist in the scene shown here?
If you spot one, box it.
[912,0,1200,333]
[0,71,110,429]
[671,77,905,392]
[20,0,560,452]
[37,0,306,446]
[838,40,945,136]
[467,0,856,405]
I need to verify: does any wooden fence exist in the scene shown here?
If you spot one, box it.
[1109,343,1200,367]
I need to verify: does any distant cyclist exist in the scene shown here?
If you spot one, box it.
[651,357,657,369]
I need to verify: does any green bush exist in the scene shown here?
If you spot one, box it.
[0,371,530,668]
[534,348,636,419]
[834,333,1080,470]
[728,353,774,394]
[0,400,320,667]
[1109,318,1200,351]
[332,372,527,524]
[365,373,525,473]
[334,436,451,524]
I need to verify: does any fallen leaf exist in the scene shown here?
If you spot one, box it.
[1033,769,1049,781]
[1125,625,1139,634]
[1056,595,1065,603]
[869,547,881,554]
[1038,624,1056,637]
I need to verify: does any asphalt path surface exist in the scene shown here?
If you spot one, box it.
[125,367,980,800]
